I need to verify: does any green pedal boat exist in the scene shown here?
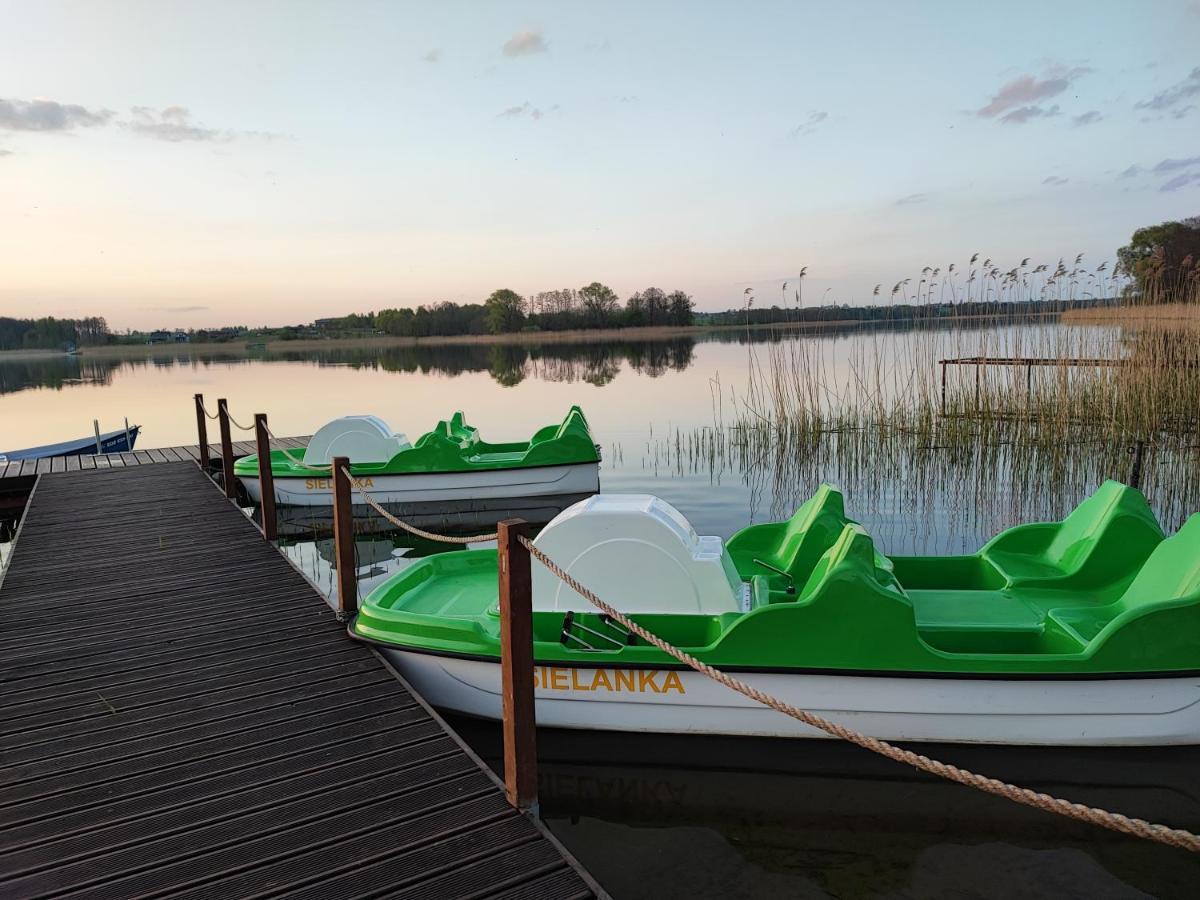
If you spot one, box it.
[353,481,1200,745]
[235,407,601,522]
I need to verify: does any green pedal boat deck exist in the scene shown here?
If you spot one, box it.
[234,406,601,519]
[353,481,1200,745]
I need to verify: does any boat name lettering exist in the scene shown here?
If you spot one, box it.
[533,666,685,694]
[304,477,375,490]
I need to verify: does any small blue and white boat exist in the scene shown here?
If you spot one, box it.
[1,422,141,462]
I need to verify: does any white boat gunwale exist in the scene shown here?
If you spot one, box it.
[352,635,1200,681]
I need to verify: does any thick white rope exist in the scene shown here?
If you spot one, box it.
[518,534,1200,854]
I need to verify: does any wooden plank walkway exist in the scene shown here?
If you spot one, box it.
[0,463,596,899]
[0,436,312,482]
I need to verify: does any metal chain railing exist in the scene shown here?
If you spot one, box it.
[340,466,497,544]
[518,534,1200,854]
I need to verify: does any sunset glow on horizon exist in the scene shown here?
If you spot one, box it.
[2,0,1198,330]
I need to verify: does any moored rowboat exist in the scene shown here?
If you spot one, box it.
[353,482,1200,746]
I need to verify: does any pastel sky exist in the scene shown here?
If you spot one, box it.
[1,0,1198,329]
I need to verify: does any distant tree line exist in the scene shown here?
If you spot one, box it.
[698,296,1111,328]
[372,283,696,338]
[0,316,111,350]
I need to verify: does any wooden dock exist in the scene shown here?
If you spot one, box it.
[0,436,311,482]
[0,463,596,898]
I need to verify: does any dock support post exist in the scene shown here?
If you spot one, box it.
[939,361,947,417]
[332,455,357,619]
[194,394,210,472]
[217,398,236,499]
[974,361,982,411]
[93,419,103,454]
[1128,439,1146,489]
[254,414,277,542]
[497,518,538,813]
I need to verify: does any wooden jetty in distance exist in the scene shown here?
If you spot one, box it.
[0,454,598,896]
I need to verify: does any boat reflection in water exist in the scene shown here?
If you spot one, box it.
[271,491,592,538]
[447,717,1200,899]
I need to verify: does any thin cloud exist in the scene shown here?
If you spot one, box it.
[895,192,933,206]
[1160,172,1200,192]
[147,304,210,312]
[1119,164,1143,178]
[422,48,442,63]
[1135,67,1200,113]
[790,111,828,138]
[0,97,113,131]
[1000,104,1061,124]
[498,101,557,121]
[1043,175,1069,186]
[125,106,221,142]
[1152,156,1200,174]
[1072,110,1102,126]
[976,66,1089,119]
[0,148,11,157]
[503,28,547,57]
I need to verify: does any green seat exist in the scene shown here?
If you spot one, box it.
[1049,513,1200,646]
[727,484,849,576]
[981,480,1163,590]
[796,523,880,601]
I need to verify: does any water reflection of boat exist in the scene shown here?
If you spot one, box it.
[357,483,1200,746]
[235,407,600,509]
[0,422,140,461]
[450,719,1200,899]
[272,493,592,537]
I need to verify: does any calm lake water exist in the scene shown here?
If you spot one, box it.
[2,324,1198,898]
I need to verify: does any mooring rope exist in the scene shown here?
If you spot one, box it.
[517,534,1200,854]
[225,411,256,432]
[198,400,221,421]
[263,423,332,471]
[340,466,497,544]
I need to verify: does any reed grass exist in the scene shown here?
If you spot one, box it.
[663,261,1200,546]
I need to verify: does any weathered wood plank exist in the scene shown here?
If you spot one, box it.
[0,463,593,899]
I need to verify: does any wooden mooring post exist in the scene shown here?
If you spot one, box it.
[331,455,357,619]
[254,414,277,541]
[217,398,236,499]
[1128,439,1146,489]
[497,518,538,813]
[194,393,211,471]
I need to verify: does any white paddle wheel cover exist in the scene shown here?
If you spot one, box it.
[302,415,411,466]
[531,494,743,614]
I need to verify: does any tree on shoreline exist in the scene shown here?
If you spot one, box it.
[485,289,527,334]
[1118,217,1200,300]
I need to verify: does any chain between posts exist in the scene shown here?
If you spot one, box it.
[517,533,1200,854]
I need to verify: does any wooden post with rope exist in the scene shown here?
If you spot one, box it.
[332,456,357,619]
[497,518,538,812]
[217,398,236,499]
[194,393,210,472]
[254,414,277,541]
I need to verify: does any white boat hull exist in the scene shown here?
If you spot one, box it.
[380,649,1200,746]
[240,462,600,508]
